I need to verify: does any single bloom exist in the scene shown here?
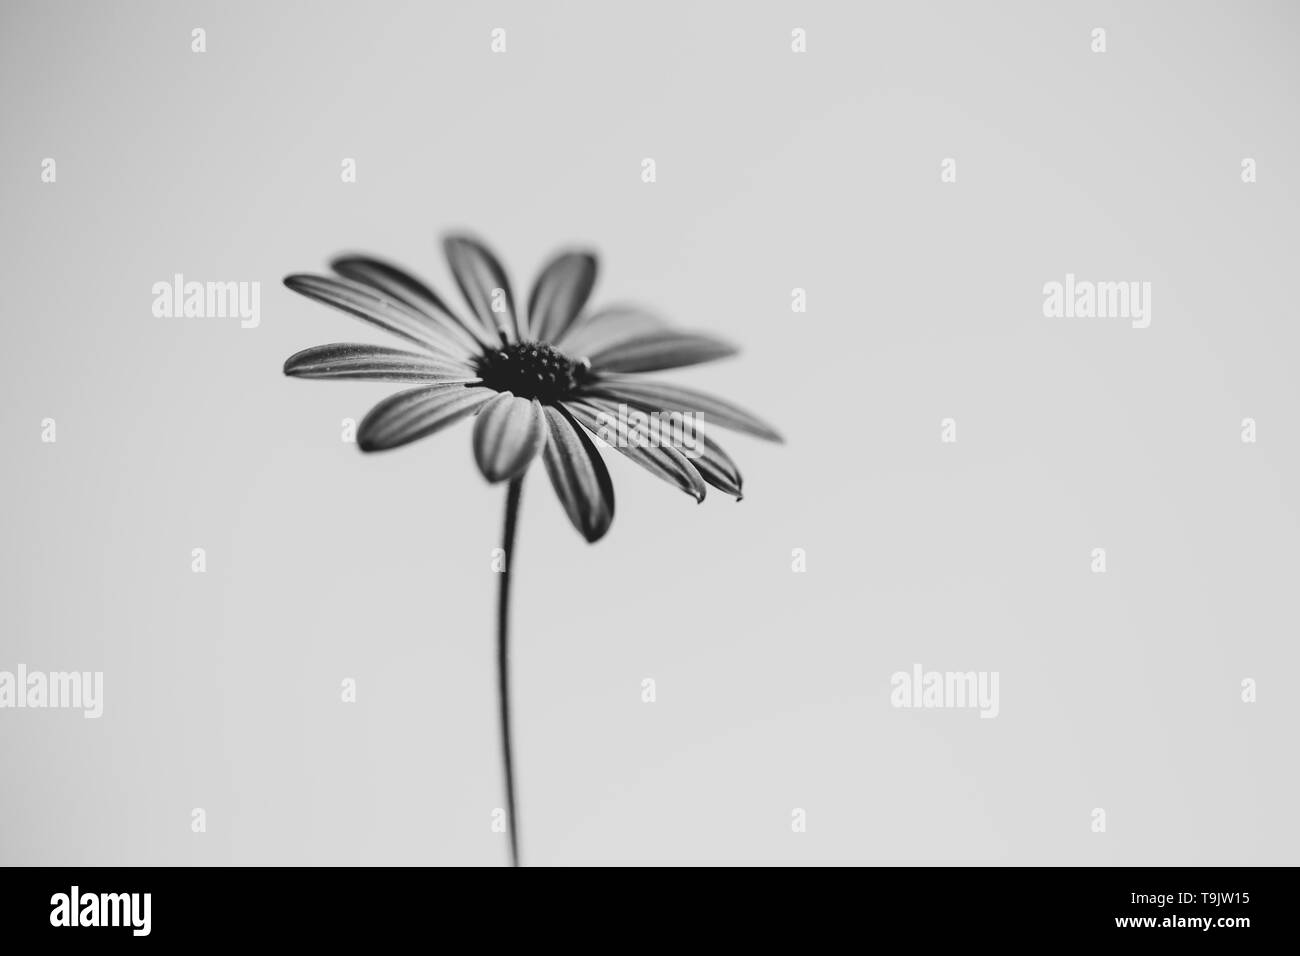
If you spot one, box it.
[282,235,782,541]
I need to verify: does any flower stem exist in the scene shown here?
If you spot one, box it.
[497,475,525,867]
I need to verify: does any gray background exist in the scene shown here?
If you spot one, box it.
[2,0,1297,866]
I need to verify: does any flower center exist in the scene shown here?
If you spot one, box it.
[475,342,586,402]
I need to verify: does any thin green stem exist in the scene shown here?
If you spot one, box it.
[497,475,524,867]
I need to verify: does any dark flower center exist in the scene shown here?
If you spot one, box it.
[475,342,586,402]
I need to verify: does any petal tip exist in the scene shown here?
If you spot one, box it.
[474,459,512,484]
[282,350,308,376]
[328,253,363,272]
[581,503,614,543]
[441,232,481,254]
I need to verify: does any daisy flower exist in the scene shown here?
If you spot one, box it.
[282,234,781,864]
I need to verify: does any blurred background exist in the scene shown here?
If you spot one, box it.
[1,0,1297,865]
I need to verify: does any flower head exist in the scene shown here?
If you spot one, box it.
[283,235,782,541]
